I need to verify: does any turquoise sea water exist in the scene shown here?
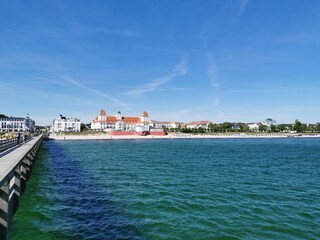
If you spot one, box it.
[9,138,320,239]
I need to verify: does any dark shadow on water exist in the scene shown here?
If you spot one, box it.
[12,141,145,240]
[48,140,146,239]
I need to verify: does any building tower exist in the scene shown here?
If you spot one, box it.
[116,111,122,120]
[115,111,124,131]
[98,109,107,121]
[140,111,149,123]
[140,111,150,131]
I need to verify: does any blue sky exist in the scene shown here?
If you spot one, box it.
[1,0,320,125]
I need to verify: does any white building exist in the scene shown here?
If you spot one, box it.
[51,115,81,132]
[247,123,261,131]
[186,121,210,129]
[151,121,183,129]
[91,109,151,132]
[135,111,151,132]
[0,116,36,133]
[247,119,276,131]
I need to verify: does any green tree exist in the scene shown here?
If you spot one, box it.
[259,124,268,132]
[277,124,287,132]
[208,123,215,132]
[221,122,232,132]
[300,124,308,132]
[197,127,205,133]
[270,124,277,132]
[181,128,192,133]
[293,119,302,132]
[307,124,315,132]
[242,125,250,132]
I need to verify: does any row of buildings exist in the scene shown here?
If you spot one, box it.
[50,109,212,133]
[51,110,165,134]
[0,116,36,133]
[0,111,278,134]
[50,108,277,133]
[90,109,150,132]
[247,118,277,130]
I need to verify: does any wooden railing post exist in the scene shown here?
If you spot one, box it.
[0,180,9,240]
[13,166,21,215]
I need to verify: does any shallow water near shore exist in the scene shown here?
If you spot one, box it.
[10,138,320,239]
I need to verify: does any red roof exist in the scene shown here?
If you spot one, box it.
[93,115,140,124]
[187,121,209,125]
[99,109,106,116]
[93,109,145,124]
[141,111,149,117]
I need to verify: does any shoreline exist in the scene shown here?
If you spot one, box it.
[48,133,320,140]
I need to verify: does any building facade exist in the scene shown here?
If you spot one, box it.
[91,109,151,132]
[186,121,210,129]
[247,122,261,131]
[0,116,36,132]
[151,121,183,129]
[247,118,276,131]
[51,115,81,132]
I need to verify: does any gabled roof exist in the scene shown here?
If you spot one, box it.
[141,111,149,117]
[123,117,141,124]
[187,120,209,125]
[99,109,106,116]
[93,116,140,124]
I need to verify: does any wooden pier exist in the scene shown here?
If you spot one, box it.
[0,135,44,240]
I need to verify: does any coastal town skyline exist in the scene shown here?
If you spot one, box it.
[1,1,320,125]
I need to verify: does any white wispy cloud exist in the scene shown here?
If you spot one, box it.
[206,53,220,91]
[153,95,220,122]
[37,90,99,107]
[57,75,130,109]
[229,87,320,93]
[238,0,249,16]
[124,57,188,96]
[38,77,69,86]
[89,28,139,37]
[158,87,192,92]
[275,32,319,44]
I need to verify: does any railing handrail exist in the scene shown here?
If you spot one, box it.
[0,134,34,153]
[0,134,43,186]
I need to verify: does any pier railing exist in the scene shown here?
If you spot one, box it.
[0,134,43,240]
[0,134,34,154]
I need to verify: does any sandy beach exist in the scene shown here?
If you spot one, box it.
[48,132,320,140]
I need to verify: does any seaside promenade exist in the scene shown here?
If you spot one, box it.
[48,132,320,140]
[0,135,44,240]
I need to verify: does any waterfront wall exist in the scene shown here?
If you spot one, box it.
[149,132,166,136]
[108,131,166,136]
[109,131,138,136]
[0,135,43,240]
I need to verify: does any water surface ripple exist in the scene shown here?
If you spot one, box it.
[10,138,320,239]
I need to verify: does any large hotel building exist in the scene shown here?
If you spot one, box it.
[91,109,151,132]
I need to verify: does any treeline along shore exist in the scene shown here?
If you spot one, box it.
[171,120,320,134]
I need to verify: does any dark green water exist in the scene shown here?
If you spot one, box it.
[9,138,320,239]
